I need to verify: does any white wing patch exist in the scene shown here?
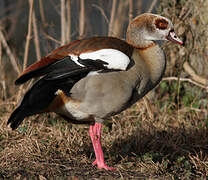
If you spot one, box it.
[70,54,85,67]
[69,49,130,71]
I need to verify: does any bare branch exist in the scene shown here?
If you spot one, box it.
[143,96,154,120]
[0,40,6,99]
[8,0,24,39]
[183,61,208,86]
[137,1,143,14]
[162,77,208,92]
[61,0,66,45]
[66,0,71,43]
[0,42,2,72]
[79,0,85,39]
[0,29,20,74]
[23,0,34,70]
[112,0,128,38]
[92,4,109,24]
[0,101,16,106]
[41,30,61,44]
[147,0,158,13]
[32,11,41,60]
[108,0,117,36]
[39,0,47,27]
[128,0,133,22]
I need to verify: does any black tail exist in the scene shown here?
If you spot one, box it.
[7,78,60,130]
[8,63,95,130]
[7,105,26,130]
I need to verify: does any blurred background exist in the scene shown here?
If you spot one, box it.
[0,0,208,179]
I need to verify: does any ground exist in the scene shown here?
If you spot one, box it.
[0,82,208,179]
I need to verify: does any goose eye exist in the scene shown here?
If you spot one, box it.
[155,19,168,30]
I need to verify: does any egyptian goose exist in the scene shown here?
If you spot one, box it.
[8,13,183,170]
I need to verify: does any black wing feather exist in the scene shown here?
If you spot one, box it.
[15,56,81,85]
[78,58,108,69]
[8,58,110,129]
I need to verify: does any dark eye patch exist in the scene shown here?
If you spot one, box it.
[155,18,168,30]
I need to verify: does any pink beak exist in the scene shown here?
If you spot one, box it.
[166,30,183,45]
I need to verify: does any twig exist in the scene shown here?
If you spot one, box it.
[8,0,24,39]
[92,4,109,24]
[39,0,47,28]
[0,102,16,106]
[162,77,208,92]
[66,0,71,43]
[28,11,41,90]
[79,0,85,39]
[137,1,143,14]
[143,96,154,120]
[128,0,133,22]
[32,11,41,60]
[41,30,61,44]
[183,61,208,86]
[17,0,34,102]
[178,107,207,113]
[108,0,117,36]
[39,0,55,52]
[0,3,17,18]
[49,0,60,15]
[111,0,128,38]
[147,0,158,13]
[0,41,2,69]
[61,0,66,45]
[0,41,6,99]
[23,0,34,70]
[0,29,20,75]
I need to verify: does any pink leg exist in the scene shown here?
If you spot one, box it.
[89,122,115,170]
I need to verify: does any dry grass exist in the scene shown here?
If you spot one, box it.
[0,0,208,179]
[0,86,208,179]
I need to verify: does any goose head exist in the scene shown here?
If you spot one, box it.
[126,13,183,48]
